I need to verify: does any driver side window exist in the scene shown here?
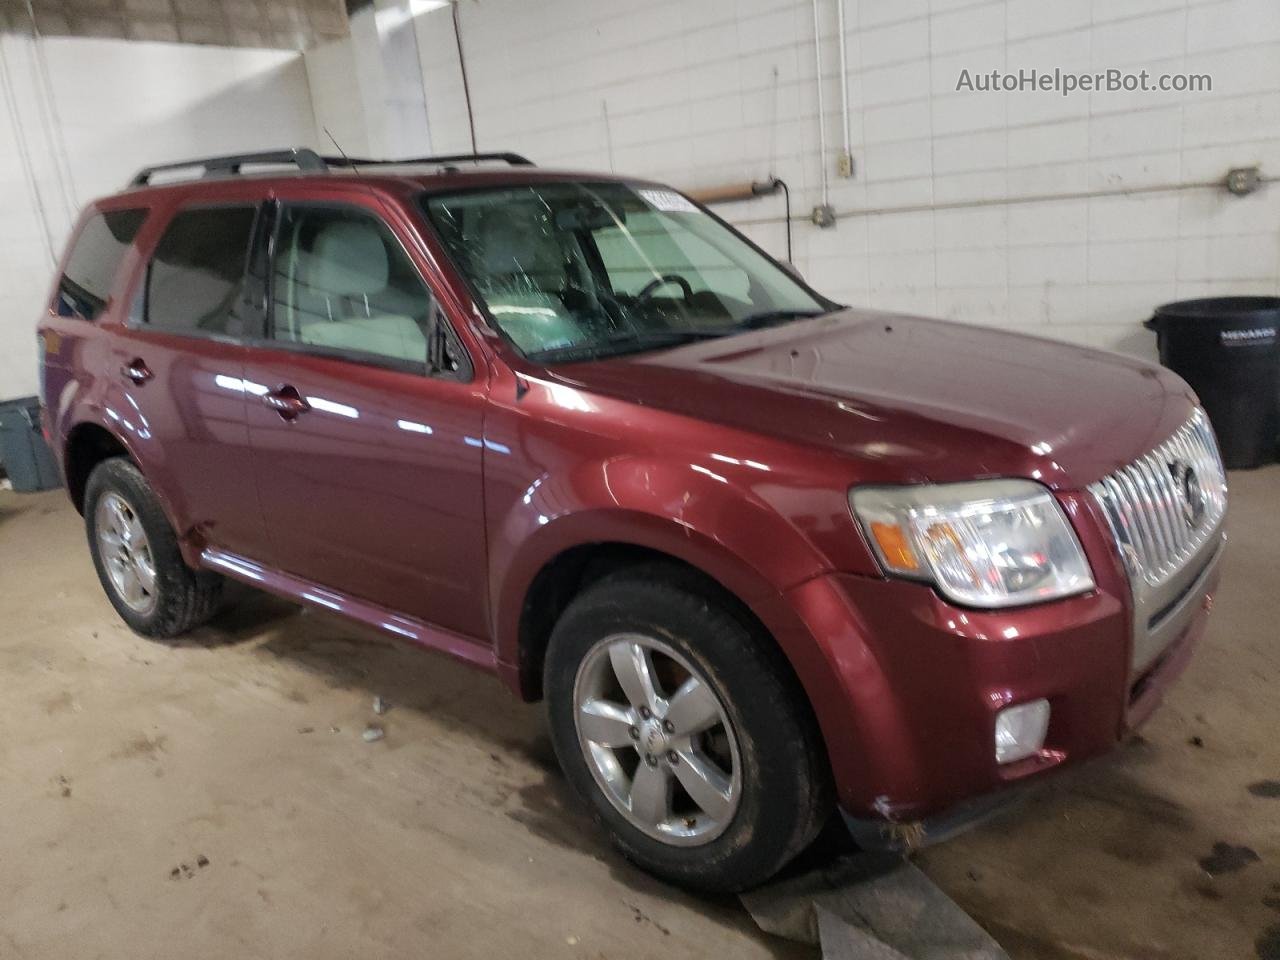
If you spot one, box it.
[271,204,434,370]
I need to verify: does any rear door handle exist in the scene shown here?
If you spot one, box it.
[262,385,310,420]
[121,358,153,385]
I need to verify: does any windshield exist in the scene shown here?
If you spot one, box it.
[421,182,829,361]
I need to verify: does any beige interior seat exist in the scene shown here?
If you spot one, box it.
[295,219,427,363]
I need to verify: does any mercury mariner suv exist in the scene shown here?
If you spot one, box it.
[38,148,1227,891]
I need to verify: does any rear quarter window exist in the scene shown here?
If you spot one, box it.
[54,208,148,320]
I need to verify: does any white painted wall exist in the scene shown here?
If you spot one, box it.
[307,3,435,160]
[0,35,318,399]
[413,0,1280,360]
[305,37,371,156]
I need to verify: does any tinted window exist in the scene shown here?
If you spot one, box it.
[271,205,433,367]
[56,209,147,319]
[145,206,256,336]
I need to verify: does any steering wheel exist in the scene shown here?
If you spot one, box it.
[636,273,695,304]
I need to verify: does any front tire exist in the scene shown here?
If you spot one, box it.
[85,457,222,638]
[544,567,832,892]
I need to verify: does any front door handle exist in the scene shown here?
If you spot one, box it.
[262,385,310,421]
[121,358,153,385]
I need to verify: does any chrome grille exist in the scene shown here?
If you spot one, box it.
[1088,409,1227,588]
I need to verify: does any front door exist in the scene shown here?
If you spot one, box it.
[243,195,489,639]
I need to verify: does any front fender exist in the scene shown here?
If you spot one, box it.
[487,454,909,818]
[489,452,834,679]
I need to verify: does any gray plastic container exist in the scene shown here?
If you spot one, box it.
[0,396,61,492]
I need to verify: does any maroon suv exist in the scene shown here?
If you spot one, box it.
[38,149,1227,891]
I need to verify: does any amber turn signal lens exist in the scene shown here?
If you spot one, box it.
[869,521,921,572]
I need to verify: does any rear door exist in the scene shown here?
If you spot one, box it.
[103,200,271,559]
[242,192,490,638]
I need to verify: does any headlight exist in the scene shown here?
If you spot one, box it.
[850,479,1094,608]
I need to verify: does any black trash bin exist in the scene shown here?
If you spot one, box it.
[1145,296,1280,470]
[0,396,61,492]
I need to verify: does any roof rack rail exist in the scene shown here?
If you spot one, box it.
[129,148,328,187]
[128,148,534,187]
[322,152,535,169]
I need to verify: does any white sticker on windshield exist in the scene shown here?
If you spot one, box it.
[639,189,698,213]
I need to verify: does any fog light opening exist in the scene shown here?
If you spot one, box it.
[995,698,1050,765]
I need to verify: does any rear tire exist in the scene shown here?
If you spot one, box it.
[85,457,223,638]
[544,567,832,892]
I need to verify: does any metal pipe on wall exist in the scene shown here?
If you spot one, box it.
[24,0,78,218]
[685,182,761,205]
[726,174,1279,228]
[810,0,829,207]
[685,179,794,264]
[835,0,852,178]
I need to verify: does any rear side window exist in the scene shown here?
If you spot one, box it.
[55,208,147,320]
[144,206,257,336]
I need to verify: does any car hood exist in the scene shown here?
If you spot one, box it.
[547,310,1197,489]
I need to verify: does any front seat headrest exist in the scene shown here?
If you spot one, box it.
[309,219,390,296]
[475,206,563,282]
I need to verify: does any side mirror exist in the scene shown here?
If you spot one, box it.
[427,309,460,375]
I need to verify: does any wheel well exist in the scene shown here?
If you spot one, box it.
[64,423,130,513]
[516,543,772,701]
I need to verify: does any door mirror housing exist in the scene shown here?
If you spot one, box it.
[427,308,462,376]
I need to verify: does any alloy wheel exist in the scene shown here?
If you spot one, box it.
[95,491,158,615]
[572,633,742,846]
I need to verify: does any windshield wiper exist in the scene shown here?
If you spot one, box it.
[526,311,830,364]
[526,329,724,363]
[731,308,827,331]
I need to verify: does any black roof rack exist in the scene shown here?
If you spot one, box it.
[128,148,534,187]
[129,149,328,186]
[322,152,535,170]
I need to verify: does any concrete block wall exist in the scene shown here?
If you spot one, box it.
[415,0,1280,359]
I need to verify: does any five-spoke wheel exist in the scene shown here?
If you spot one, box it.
[85,457,222,637]
[574,634,741,845]
[546,569,832,891]
[94,491,158,614]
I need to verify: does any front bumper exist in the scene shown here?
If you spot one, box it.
[780,530,1223,830]
[1127,534,1224,726]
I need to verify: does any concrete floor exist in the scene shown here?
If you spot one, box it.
[1,467,1277,960]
